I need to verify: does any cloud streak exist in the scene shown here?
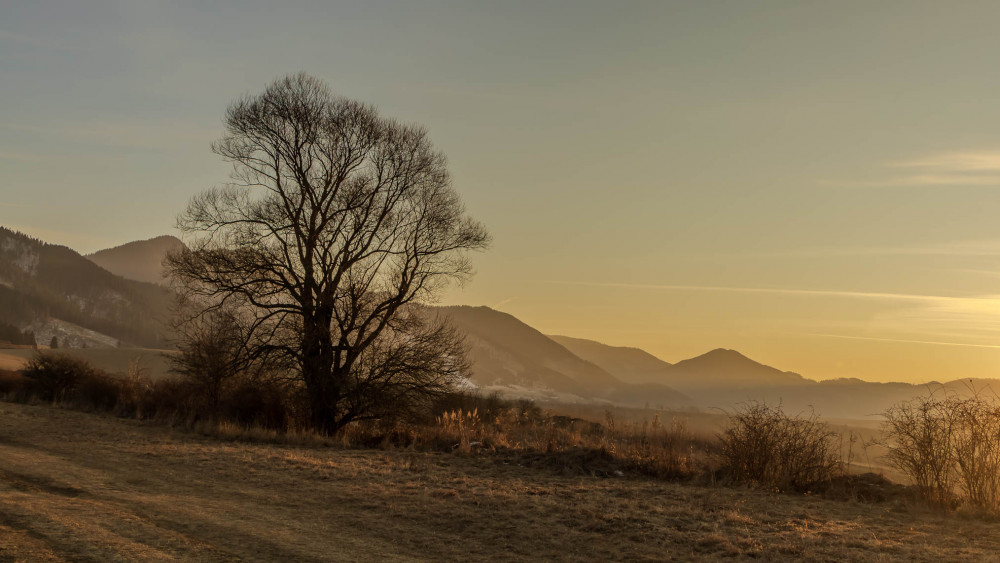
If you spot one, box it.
[546,280,1000,351]
[837,149,1000,188]
[544,280,976,305]
[805,333,1000,350]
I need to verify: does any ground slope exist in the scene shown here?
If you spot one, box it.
[2,403,999,561]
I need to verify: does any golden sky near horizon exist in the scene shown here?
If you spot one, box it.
[4,2,1000,383]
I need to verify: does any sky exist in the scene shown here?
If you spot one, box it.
[4,1,1000,383]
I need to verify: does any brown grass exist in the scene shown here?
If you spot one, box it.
[2,402,1000,561]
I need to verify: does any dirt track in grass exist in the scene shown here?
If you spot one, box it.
[1,401,998,562]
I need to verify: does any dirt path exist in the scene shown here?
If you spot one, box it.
[2,402,999,562]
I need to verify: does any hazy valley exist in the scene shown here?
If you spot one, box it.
[1,227,991,422]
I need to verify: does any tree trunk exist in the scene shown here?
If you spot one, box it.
[302,308,339,434]
[308,380,339,434]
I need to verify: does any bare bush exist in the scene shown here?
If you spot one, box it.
[882,394,1000,511]
[952,398,1000,511]
[719,402,841,490]
[69,370,123,411]
[0,369,28,399]
[169,303,250,411]
[21,352,97,402]
[881,395,961,507]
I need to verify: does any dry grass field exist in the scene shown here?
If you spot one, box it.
[2,402,999,561]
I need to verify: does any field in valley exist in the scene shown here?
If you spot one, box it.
[0,348,174,381]
[1,402,998,562]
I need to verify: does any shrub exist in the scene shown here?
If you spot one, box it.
[69,371,123,411]
[882,394,1000,512]
[0,369,31,401]
[951,398,1000,512]
[881,395,961,508]
[719,402,841,490]
[218,378,290,430]
[21,352,96,402]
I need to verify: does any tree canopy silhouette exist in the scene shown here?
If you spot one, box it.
[168,73,489,433]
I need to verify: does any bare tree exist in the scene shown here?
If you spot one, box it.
[168,299,250,412]
[167,73,489,433]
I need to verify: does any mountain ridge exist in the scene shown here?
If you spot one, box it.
[438,306,693,408]
[16,229,1000,419]
[0,227,173,348]
[86,235,185,285]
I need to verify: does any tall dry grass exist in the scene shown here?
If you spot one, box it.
[5,351,932,503]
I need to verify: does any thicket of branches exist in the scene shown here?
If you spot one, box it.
[167,73,489,433]
[882,394,1000,512]
[718,402,842,490]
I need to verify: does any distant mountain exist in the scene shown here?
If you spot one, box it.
[437,306,692,408]
[549,335,674,384]
[671,348,808,389]
[87,235,185,285]
[552,337,805,389]
[438,306,621,394]
[548,334,1000,419]
[0,227,173,348]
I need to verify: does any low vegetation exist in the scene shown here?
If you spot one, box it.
[12,349,1000,561]
[881,393,1000,513]
[2,351,849,491]
[4,401,1000,562]
[13,349,1000,521]
[719,402,841,491]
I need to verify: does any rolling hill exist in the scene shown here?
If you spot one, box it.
[86,235,185,285]
[548,335,675,384]
[553,334,1000,418]
[0,227,173,348]
[436,306,692,408]
[18,228,1000,418]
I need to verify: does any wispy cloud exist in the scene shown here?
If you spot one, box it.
[492,297,515,309]
[544,280,973,305]
[806,333,1000,350]
[812,239,1000,258]
[832,149,1000,188]
[893,151,1000,172]
[548,280,1000,349]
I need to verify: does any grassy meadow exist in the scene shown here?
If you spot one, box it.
[2,401,999,561]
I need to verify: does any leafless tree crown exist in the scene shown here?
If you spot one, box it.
[167,73,489,432]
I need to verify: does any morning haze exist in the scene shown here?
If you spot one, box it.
[9,3,1000,560]
[4,3,1000,381]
